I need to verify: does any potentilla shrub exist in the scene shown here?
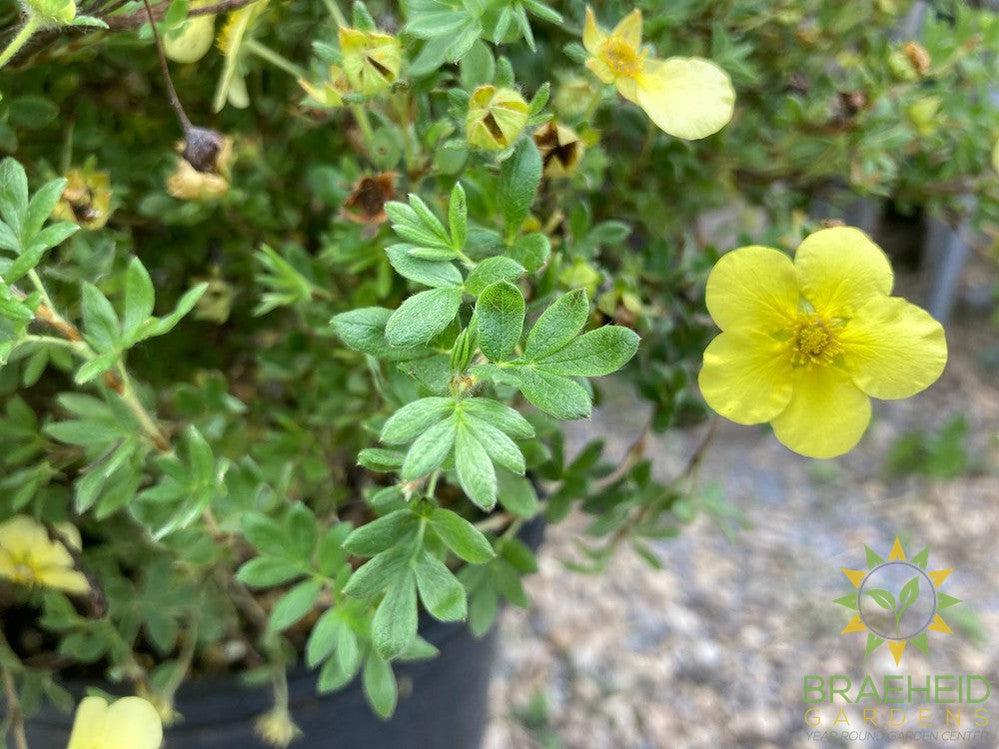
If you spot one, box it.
[0,0,993,746]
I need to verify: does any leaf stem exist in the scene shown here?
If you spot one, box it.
[323,0,348,27]
[244,38,307,78]
[351,105,376,151]
[141,0,193,132]
[0,14,40,70]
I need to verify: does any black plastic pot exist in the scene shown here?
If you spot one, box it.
[23,517,544,749]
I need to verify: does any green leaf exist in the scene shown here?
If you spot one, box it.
[414,551,467,621]
[896,576,920,620]
[498,139,542,235]
[0,158,28,236]
[460,398,534,438]
[464,256,525,297]
[241,513,288,557]
[342,509,418,556]
[332,307,428,360]
[287,504,318,562]
[448,182,467,250]
[380,397,453,445]
[73,353,118,385]
[140,283,207,340]
[123,258,155,337]
[237,557,305,588]
[496,471,539,517]
[305,608,341,668]
[372,571,418,659]
[525,289,589,360]
[385,287,462,347]
[24,178,66,239]
[534,326,639,376]
[428,508,494,563]
[512,368,591,419]
[362,654,398,719]
[80,283,120,353]
[400,416,457,480]
[454,423,497,510]
[268,579,322,632]
[385,198,451,250]
[475,281,524,362]
[343,546,410,598]
[464,414,525,475]
[357,448,405,472]
[508,232,550,272]
[386,245,462,289]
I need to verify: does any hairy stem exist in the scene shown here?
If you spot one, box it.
[0,14,40,70]
[141,0,193,132]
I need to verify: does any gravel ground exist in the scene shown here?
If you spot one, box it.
[484,301,999,749]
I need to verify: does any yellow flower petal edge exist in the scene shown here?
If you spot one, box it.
[698,329,794,424]
[67,695,163,749]
[637,58,735,140]
[794,226,893,318]
[581,6,734,139]
[698,227,947,458]
[839,295,947,400]
[771,366,872,459]
[704,245,799,333]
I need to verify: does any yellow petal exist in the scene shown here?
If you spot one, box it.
[636,57,735,140]
[705,245,799,333]
[68,696,111,749]
[38,566,90,595]
[610,9,642,48]
[585,57,615,84]
[582,7,605,54]
[103,696,163,749]
[699,330,793,424]
[771,366,871,459]
[794,228,893,318]
[839,295,947,399]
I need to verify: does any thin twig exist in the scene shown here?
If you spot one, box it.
[45,524,108,618]
[140,0,192,132]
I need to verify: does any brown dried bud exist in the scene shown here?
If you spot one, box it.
[342,172,397,225]
[534,121,584,178]
[838,90,868,118]
[902,41,931,77]
[182,127,229,174]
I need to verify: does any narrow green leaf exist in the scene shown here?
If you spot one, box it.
[380,397,453,445]
[525,289,589,360]
[512,368,591,419]
[464,256,525,297]
[448,182,467,250]
[428,508,494,563]
[372,571,418,659]
[400,416,457,480]
[413,551,467,621]
[386,245,462,289]
[385,287,462,347]
[475,281,524,362]
[454,424,497,510]
[268,579,322,632]
[342,509,418,556]
[464,414,525,474]
[498,138,542,235]
[362,655,398,719]
[80,283,120,353]
[460,398,534,438]
[534,326,639,376]
[123,258,155,336]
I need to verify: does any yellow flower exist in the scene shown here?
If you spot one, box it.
[466,85,529,151]
[582,7,734,140]
[0,515,89,594]
[339,27,402,96]
[167,134,234,202]
[28,0,76,24]
[67,695,163,749]
[698,227,947,459]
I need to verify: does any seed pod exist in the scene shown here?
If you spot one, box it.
[339,27,402,96]
[534,121,584,178]
[465,85,529,151]
[164,14,216,64]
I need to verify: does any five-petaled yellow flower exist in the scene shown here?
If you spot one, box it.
[582,7,735,140]
[0,515,89,594]
[67,695,163,749]
[699,227,947,459]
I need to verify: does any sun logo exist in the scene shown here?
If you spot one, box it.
[835,536,960,666]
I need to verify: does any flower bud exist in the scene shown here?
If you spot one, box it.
[299,65,350,109]
[902,41,931,77]
[52,166,112,230]
[339,27,402,96]
[553,75,596,119]
[465,85,529,151]
[342,171,396,225]
[906,96,940,136]
[534,121,584,178]
[164,14,216,64]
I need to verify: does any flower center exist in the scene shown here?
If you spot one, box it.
[599,38,643,78]
[791,316,840,367]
